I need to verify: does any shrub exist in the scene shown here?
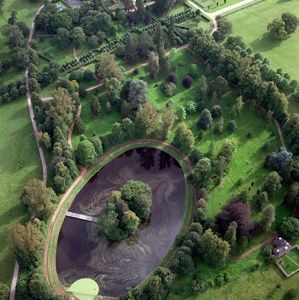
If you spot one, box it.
[184,101,197,113]
[74,116,86,134]
[162,82,177,97]
[182,75,193,88]
[167,73,177,83]
[214,273,225,287]
[227,120,237,132]
[211,105,222,118]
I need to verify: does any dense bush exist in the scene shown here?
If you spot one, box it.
[182,75,193,88]
[161,81,177,97]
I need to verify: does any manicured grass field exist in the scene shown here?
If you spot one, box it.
[189,264,299,300]
[280,248,299,275]
[0,100,41,284]
[72,96,121,147]
[226,0,299,80]
[192,0,242,12]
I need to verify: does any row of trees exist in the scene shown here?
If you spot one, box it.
[190,29,289,123]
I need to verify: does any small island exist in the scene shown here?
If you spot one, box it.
[98,180,153,241]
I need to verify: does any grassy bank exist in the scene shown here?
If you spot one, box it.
[0,100,41,284]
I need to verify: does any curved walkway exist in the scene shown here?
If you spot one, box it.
[43,139,193,297]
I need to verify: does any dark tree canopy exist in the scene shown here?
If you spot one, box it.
[216,199,254,238]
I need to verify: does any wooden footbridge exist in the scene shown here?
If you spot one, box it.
[65,211,98,223]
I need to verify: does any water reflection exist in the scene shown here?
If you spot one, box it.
[56,148,185,297]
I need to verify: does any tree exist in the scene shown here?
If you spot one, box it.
[255,204,275,232]
[265,147,293,181]
[278,217,299,240]
[90,96,101,116]
[172,122,195,155]
[232,96,244,117]
[29,272,58,300]
[89,135,103,157]
[194,158,212,188]
[0,282,9,300]
[21,179,56,220]
[213,76,229,96]
[148,51,159,80]
[153,0,177,16]
[11,47,30,70]
[142,275,163,300]
[227,120,237,132]
[123,210,140,235]
[216,199,253,238]
[253,191,269,210]
[55,28,71,48]
[224,221,237,254]
[160,105,176,140]
[121,180,153,219]
[95,52,124,82]
[134,103,160,137]
[70,27,86,48]
[197,108,213,130]
[267,18,288,39]
[170,253,194,276]
[261,171,282,198]
[282,12,298,34]
[157,42,171,75]
[10,223,43,269]
[124,33,138,65]
[46,88,74,129]
[74,116,86,134]
[200,229,230,266]
[182,75,193,89]
[213,16,232,42]
[136,0,146,23]
[127,79,149,113]
[75,139,97,167]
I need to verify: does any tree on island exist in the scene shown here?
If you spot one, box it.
[99,180,152,241]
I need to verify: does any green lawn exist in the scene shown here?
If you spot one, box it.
[72,94,122,147]
[280,248,299,275]
[227,0,299,81]
[188,264,299,300]
[0,100,41,285]
[192,0,242,12]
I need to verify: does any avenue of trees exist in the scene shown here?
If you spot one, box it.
[99,180,152,240]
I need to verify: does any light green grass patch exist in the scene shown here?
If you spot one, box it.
[68,278,100,300]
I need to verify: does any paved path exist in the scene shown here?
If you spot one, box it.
[65,211,98,222]
[188,0,260,34]
[237,234,278,260]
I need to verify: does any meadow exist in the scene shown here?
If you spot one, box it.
[226,0,299,81]
[0,101,41,284]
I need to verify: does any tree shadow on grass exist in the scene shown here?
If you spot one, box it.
[250,33,283,52]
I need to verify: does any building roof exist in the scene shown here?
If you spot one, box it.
[273,237,292,257]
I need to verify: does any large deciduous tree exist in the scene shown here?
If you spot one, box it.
[172,122,195,155]
[10,223,43,269]
[21,179,56,220]
[121,180,152,219]
[199,229,230,266]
